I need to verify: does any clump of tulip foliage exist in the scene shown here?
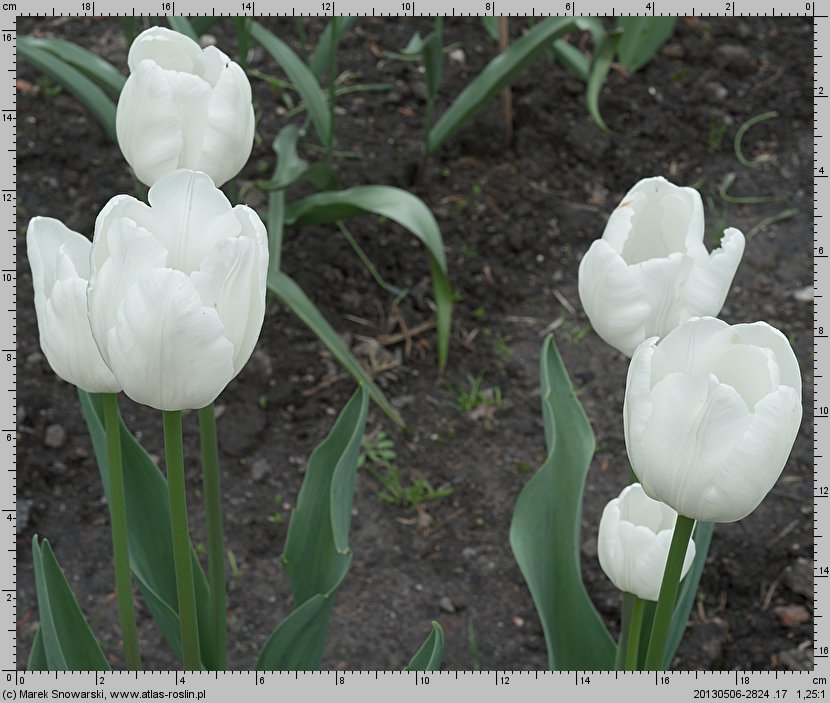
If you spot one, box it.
[23,19,802,673]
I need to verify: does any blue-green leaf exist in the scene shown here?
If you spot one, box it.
[509,335,616,669]
[79,391,214,669]
[405,621,445,671]
[284,186,451,369]
[27,627,47,671]
[31,537,110,671]
[616,17,677,74]
[18,38,117,142]
[427,17,576,154]
[586,30,621,133]
[256,387,369,670]
[249,21,332,146]
[22,37,125,95]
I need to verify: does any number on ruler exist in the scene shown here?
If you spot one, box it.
[1,34,10,41]
[485,1,493,10]
[820,487,830,496]
[646,2,653,10]
[81,2,90,9]
[321,1,332,9]
[161,1,171,10]
[565,2,571,10]
[820,247,825,254]
[726,1,732,11]
[2,193,11,202]
[402,1,413,10]
[241,1,252,9]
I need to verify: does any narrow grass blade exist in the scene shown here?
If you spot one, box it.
[284,186,452,369]
[166,16,200,42]
[267,270,403,426]
[22,37,125,95]
[309,17,358,79]
[18,39,117,142]
[585,30,621,132]
[426,17,576,154]
[250,21,332,146]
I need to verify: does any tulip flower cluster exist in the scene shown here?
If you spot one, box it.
[577,176,803,669]
[27,26,263,671]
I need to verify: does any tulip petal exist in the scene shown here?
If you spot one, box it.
[190,231,263,374]
[197,60,255,187]
[27,218,120,393]
[623,340,656,483]
[700,386,802,522]
[578,239,650,356]
[127,26,203,74]
[648,316,731,384]
[637,371,752,520]
[734,321,802,395]
[681,227,745,317]
[634,252,695,340]
[107,268,234,411]
[88,214,168,365]
[41,279,121,393]
[146,170,240,274]
[27,217,90,305]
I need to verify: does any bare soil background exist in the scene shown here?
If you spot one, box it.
[16,15,815,670]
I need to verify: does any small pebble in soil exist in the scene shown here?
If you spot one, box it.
[250,458,270,482]
[44,423,66,449]
[793,285,813,302]
[703,81,729,104]
[783,557,813,599]
[714,44,756,76]
[439,596,456,613]
[16,498,33,534]
[661,42,685,59]
[774,604,811,628]
[777,646,812,670]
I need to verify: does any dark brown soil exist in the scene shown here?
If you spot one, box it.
[16,16,814,671]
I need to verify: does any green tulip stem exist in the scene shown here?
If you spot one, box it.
[102,393,142,671]
[644,514,696,670]
[162,410,202,670]
[198,404,227,670]
[625,596,646,671]
[614,591,635,670]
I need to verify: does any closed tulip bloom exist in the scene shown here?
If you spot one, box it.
[624,317,802,523]
[598,483,696,601]
[27,217,121,393]
[87,169,268,411]
[578,177,745,356]
[116,26,255,187]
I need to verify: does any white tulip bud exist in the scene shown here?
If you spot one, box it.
[598,483,696,601]
[116,26,255,187]
[578,177,745,356]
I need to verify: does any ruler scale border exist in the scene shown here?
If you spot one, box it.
[4,2,825,699]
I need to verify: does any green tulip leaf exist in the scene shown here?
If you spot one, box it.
[31,537,110,671]
[267,270,402,426]
[249,21,332,147]
[585,29,621,133]
[190,17,220,35]
[166,16,200,42]
[509,335,616,669]
[480,17,499,41]
[27,626,47,671]
[78,391,214,669]
[616,17,677,74]
[405,621,445,671]
[426,17,577,154]
[549,39,590,81]
[21,37,125,96]
[256,386,369,670]
[18,38,117,142]
[309,17,358,80]
[284,185,452,370]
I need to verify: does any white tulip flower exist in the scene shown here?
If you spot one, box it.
[27,217,121,393]
[116,26,255,188]
[598,483,696,601]
[578,177,745,357]
[624,317,802,523]
[87,169,268,411]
